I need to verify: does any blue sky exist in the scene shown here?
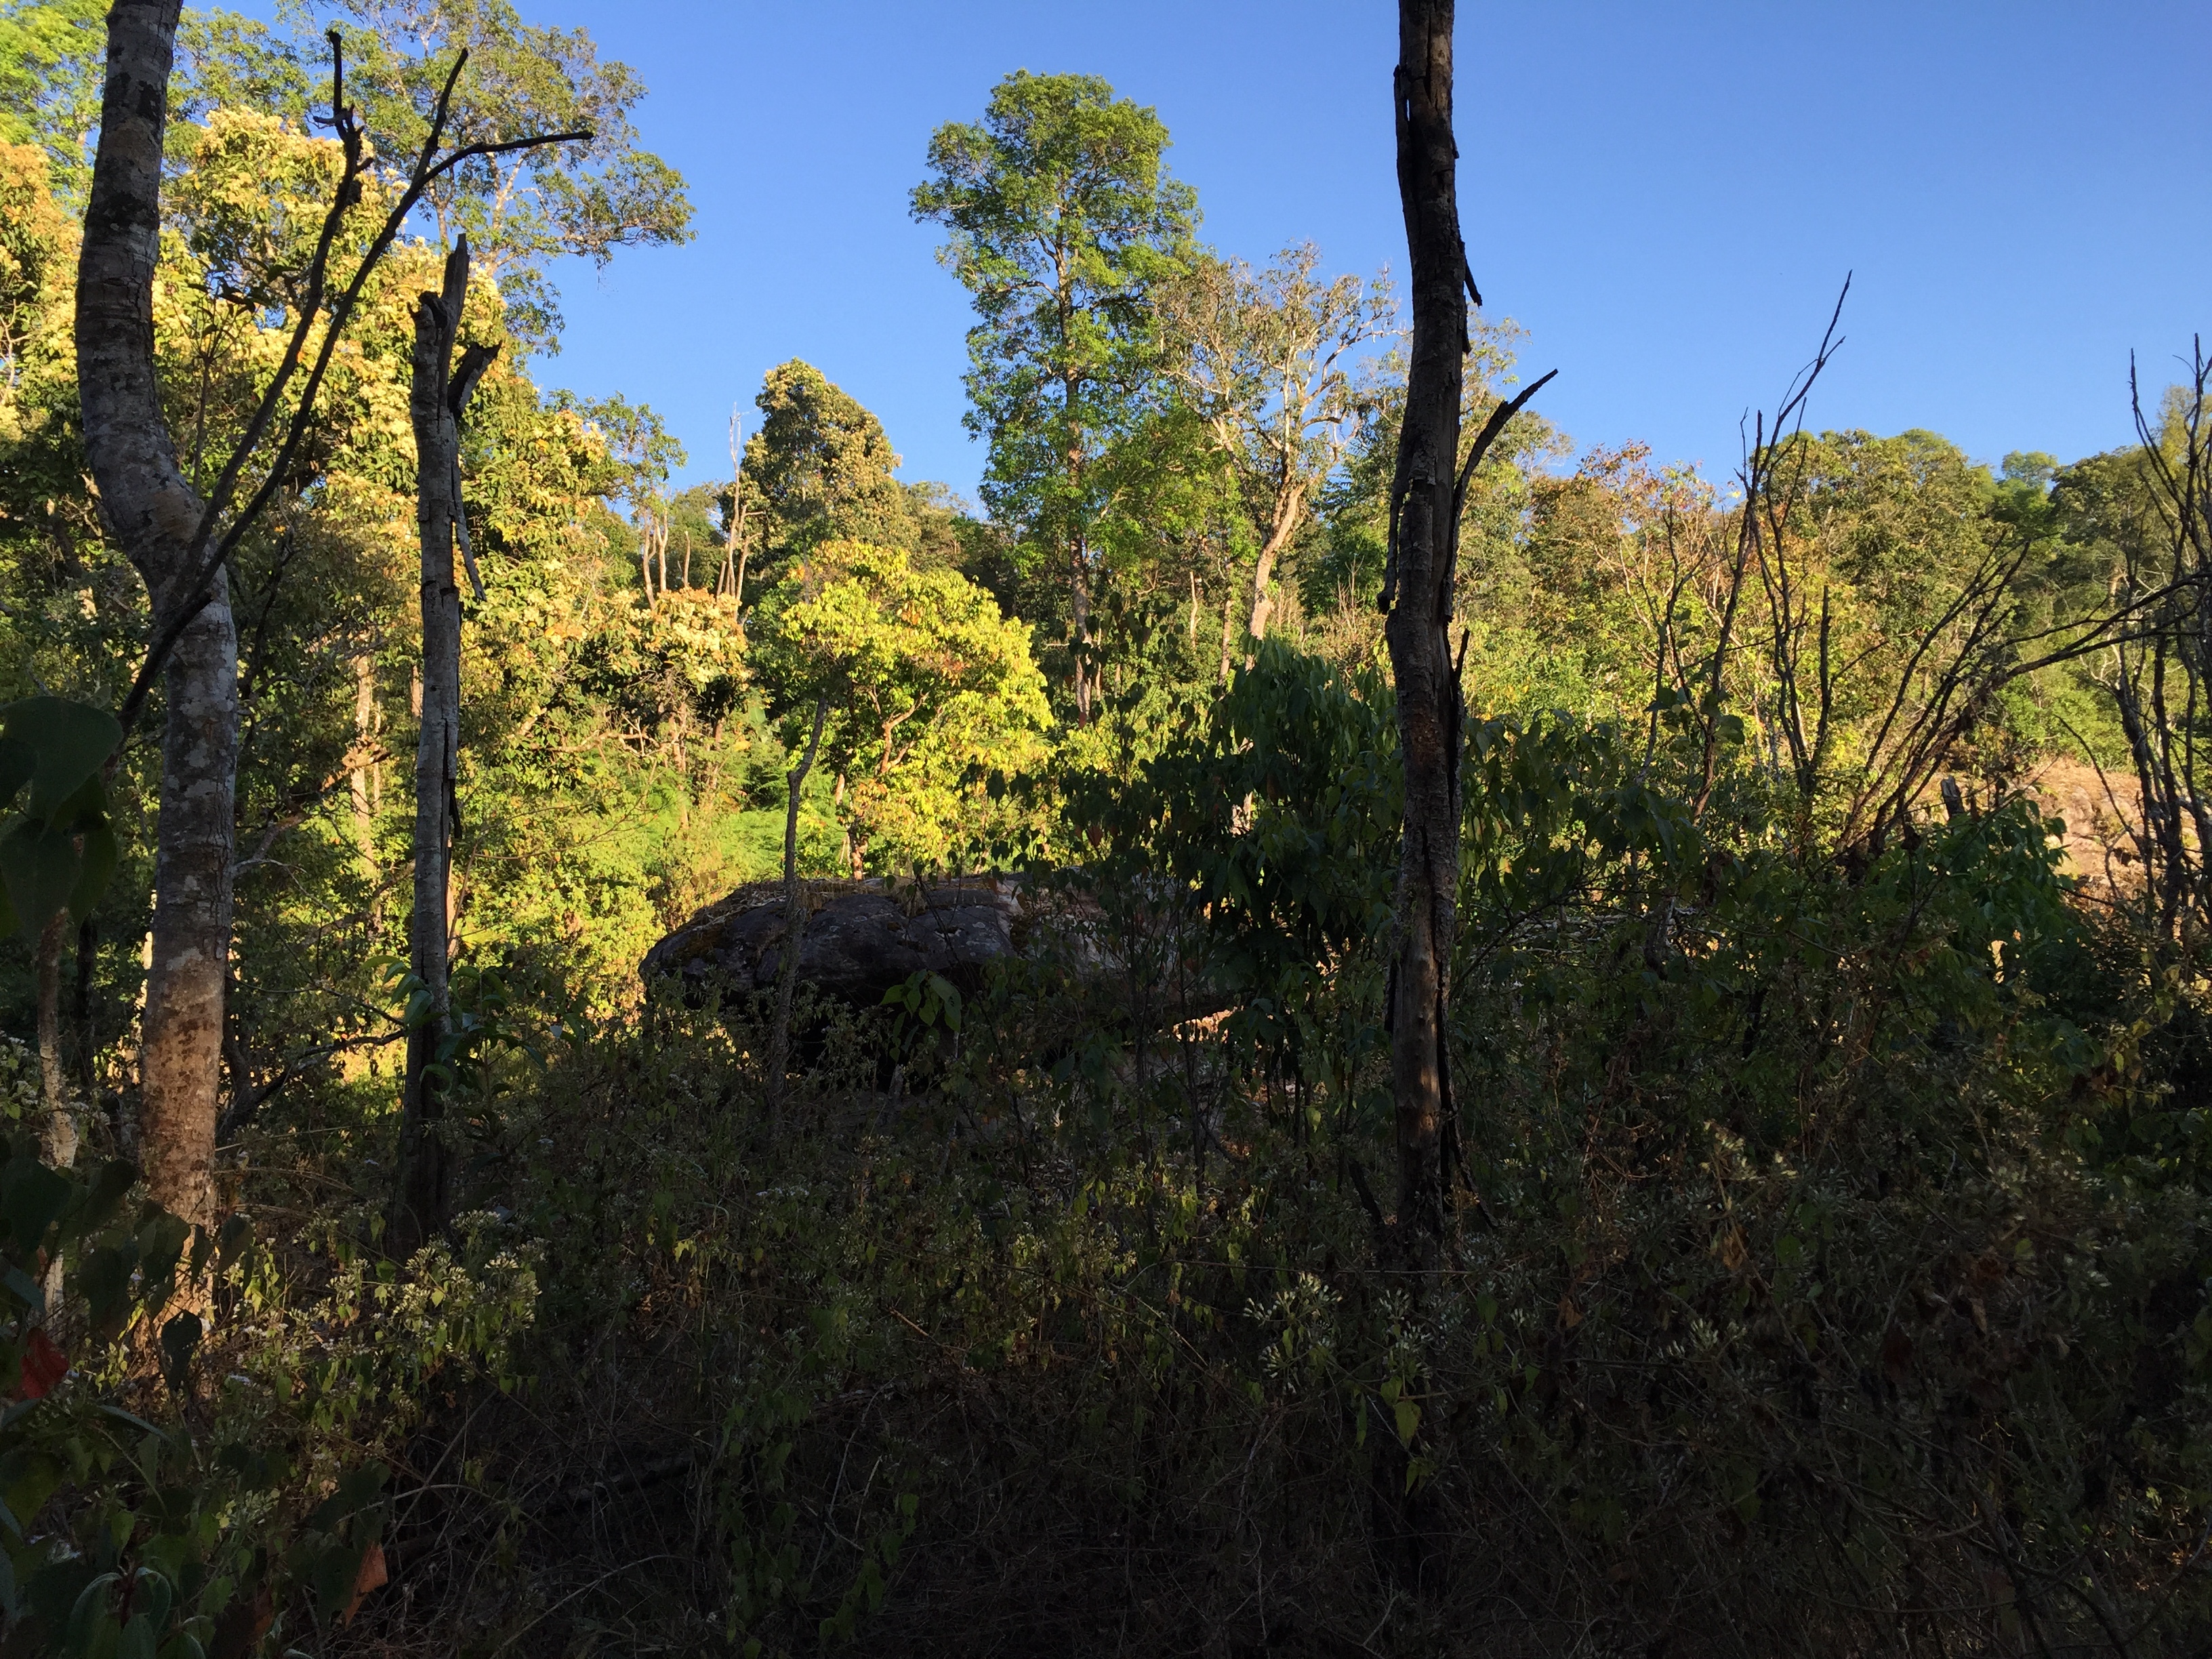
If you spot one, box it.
[523,1,2208,501]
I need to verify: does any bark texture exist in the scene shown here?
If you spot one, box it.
[1384,0,1467,1243]
[76,0,233,1225]
[392,241,488,1253]
[1247,483,1305,644]
[35,914,75,1167]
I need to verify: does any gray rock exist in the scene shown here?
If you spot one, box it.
[641,877,1023,1008]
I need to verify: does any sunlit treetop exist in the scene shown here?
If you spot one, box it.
[182,0,693,349]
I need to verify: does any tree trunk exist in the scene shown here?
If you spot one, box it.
[351,654,380,891]
[1383,0,1467,1246]
[391,241,486,1254]
[75,0,234,1227]
[1069,523,1092,723]
[1248,487,1306,644]
[766,699,827,1124]
[35,913,76,1168]
[73,919,98,1103]
[1064,363,1093,723]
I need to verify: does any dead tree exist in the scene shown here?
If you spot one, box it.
[2111,343,2212,951]
[1380,0,1550,1243]
[390,239,496,1254]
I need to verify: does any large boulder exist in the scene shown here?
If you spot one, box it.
[640,876,1024,1008]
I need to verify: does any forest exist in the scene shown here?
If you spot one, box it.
[0,0,2207,1654]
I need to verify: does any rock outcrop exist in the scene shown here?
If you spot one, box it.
[640,877,1023,1008]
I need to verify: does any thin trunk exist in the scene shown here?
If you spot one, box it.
[1069,523,1092,722]
[1248,487,1305,644]
[350,654,381,927]
[73,919,97,1103]
[1064,355,1092,723]
[35,913,75,1168]
[392,240,491,1254]
[75,0,232,1226]
[766,699,827,1123]
[1383,0,1467,1248]
[734,409,760,606]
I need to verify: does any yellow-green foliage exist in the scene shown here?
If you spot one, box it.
[765,540,1052,870]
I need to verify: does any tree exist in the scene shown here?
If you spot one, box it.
[762,541,1051,873]
[0,0,105,199]
[389,236,496,1253]
[75,0,595,1222]
[75,0,245,1225]
[1156,244,1395,649]
[185,0,691,348]
[1382,0,1551,1244]
[912,70,1195,723]
[742,359,916,575]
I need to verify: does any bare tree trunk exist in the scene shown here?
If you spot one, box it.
[726,408,747,602]
[1064,373,1094,722]
[391,240,493,1254]
[766,699,827,1124]
[1382,0,1467,1246]
[73,920,97,1103]
[1069,525,1093,722]
[35,914,76,1168]
[1248,490,1305,644]
[76,0,233,1227]
[351,654,380,891]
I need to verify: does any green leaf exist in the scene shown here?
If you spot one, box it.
[0,817,79,939]
[96,1405,167,1441]
[0,697,121,821]
[1393,1395,1420,1445]
[0,737,30,811]
[0,1450,63,1541]
[3,1158,73,1256]
[67,813,117,925]
[75,1160,139,1237]
[64,1568,119,1654]
[159,1312,203,1389]
[72,1243,136,1325]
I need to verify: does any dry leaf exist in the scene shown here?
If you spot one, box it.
[1717,1225,1748,1273]
[18,1328,66,1400]
[342,1542,388,1626]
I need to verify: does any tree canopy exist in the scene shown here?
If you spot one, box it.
[1,7,2208,1656]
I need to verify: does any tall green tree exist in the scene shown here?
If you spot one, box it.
[741,359,917,575]
[912,70,1195,722]
[1155,243,1395,654]
[759,540,1050,873]
[0,0,104,196]
[185,0,693,346]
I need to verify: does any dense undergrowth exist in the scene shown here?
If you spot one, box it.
[2,6,2208,1653]
[12,645,2198,1658]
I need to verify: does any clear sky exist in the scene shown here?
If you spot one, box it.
[522,1,2208,501]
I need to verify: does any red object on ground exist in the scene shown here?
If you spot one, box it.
[18,1329,66,1399]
